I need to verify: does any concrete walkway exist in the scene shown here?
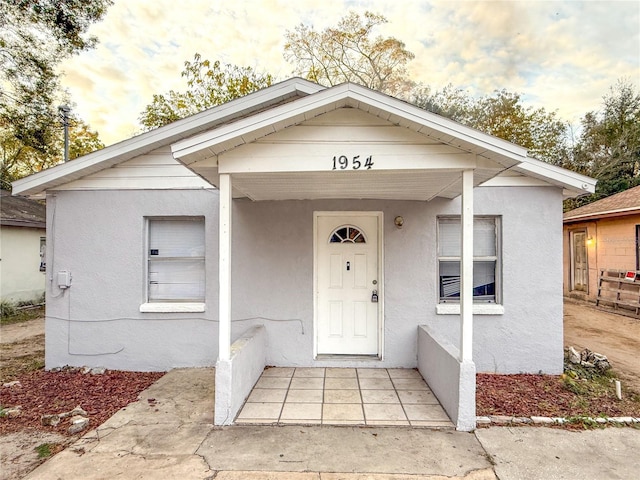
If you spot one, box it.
[24,368,640,480]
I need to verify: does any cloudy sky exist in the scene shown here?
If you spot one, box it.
[59,0,640,146]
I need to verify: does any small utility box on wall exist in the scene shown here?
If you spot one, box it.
[57,270,72,289]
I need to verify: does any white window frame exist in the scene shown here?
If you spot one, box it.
[39,236,46,272]
[436,216,504,315]
[140,216,206,313]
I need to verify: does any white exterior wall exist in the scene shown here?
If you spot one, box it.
[231,186,563,373]
[44,189,219,371]
[45,185,563,374]
[418,325,476,431]
[0,226,45,303]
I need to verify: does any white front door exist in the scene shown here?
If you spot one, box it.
[315,213,381,355]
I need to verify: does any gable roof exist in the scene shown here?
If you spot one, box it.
[12,78,323,197]
[1,190,46,228]
[171,82,594,199]
[172,82,529,166]
[12,78,595,199]
[564,185,640,223]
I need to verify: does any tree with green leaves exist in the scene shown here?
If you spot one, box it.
[571,80,640,201]
[413,85,569,165]
[1,115,104,190]
[139,54,274,130]
[0,0,111,188]
[0,0,111,153]
[283,11,415,97]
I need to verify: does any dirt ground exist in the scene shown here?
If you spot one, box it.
[564,300,640,394]
[0,318,45,384]
[0,318,45,345]
[0,431,68,480]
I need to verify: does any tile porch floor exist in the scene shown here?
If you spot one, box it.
[236,367,454,427]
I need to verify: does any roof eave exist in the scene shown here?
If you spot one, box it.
[0,219,46,228]
[512,157,596,197]
[564,206,640,223]
[12,78,324,197]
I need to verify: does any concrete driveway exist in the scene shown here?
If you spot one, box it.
[23,367,640,480]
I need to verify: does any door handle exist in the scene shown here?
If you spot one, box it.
[371,290,378,303]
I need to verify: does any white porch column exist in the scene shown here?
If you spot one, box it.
[219,173,232,361]
[460,169,474,362]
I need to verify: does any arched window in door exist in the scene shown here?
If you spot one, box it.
[329,225,366,244]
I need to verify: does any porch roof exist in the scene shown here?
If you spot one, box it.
[171,83,594,201]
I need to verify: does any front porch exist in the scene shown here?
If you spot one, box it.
[169,84,551,431]
[236,367,453,427]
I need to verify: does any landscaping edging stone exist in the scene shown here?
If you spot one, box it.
[477,415,640,426]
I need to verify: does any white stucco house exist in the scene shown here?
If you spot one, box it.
[12,79,595,430]
[1,189,46,304]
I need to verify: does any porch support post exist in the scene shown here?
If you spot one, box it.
[460,169,474,362]
[219,173,232,361]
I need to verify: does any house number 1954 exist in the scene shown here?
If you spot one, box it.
[331,155,374,170]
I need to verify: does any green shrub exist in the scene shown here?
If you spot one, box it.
[0,300,17,318]
[0,301,44,325]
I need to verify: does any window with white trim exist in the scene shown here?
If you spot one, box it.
[39,237,46,272]
[147,217,205,303]
[437,216,501,304]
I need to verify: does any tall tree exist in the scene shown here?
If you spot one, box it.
[139,54,274,130]
[284,11,415,97]
[413,85,569,164]
[573,80,640,200]
[0,0,111,188]
[1,114,104,190]
[0,0,112,154]
[411,84,473,121]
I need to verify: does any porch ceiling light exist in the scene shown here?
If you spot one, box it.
[394,216,404,228]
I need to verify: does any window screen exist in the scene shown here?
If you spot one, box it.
[148,218,205,302]
[437,217,500,303]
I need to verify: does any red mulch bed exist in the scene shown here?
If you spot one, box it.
[0,369,164,435]
[3,370,639,437]
[476,373,640,419]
